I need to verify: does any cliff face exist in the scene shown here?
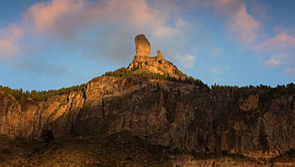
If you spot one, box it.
[1,34,295,163]
[1,76,295,160]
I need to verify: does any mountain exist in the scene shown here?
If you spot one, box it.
[1,34,295,166]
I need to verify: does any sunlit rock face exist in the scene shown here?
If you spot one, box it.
[135,34,151,58]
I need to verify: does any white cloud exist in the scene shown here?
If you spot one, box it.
[265,53,289,67]
[256,32,295,77]
[265,57,283,67]
[179,53,195,68]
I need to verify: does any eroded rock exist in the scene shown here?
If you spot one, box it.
[239,94,259,111]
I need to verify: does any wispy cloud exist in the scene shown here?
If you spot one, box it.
[179,53,195,68]
[255,32,295,76]
[265,53,289,67]
[29,0,83,33]
[255,33,295,51]
[0,25,24,56]
[274,26,295,36]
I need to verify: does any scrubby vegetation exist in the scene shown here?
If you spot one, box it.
[0,84,86,101]
[0,132,173,166]
[211,83,295,93]
[211,83,295,100]
[103,67,208,89]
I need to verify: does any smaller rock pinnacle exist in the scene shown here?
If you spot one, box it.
[157,50,163,60]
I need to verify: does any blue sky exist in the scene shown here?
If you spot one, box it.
[0,0,294,91]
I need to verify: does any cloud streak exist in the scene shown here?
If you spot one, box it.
[255,33,295,51]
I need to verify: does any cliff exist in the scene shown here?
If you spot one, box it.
[1,34,295,166]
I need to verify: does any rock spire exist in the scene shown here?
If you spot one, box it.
[128,34,187,79]
[135,34,150,58]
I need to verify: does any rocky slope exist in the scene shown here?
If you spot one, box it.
[1,34,295,166]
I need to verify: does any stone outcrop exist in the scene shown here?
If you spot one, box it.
[1,34,295,164]
[128,34,187,79]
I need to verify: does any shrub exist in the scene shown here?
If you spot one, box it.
[0,84,86,101]
[103,67,208,89]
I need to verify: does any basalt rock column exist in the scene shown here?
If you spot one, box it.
[135,34,150,58]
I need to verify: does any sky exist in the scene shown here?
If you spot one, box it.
[0,0,295,91]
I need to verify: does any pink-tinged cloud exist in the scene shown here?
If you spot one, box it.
[25,0,187,40]
[255,33,295,51]
[0,39,19,56]
[213,0,260,44]
[0,25,24,57]
[228,4,260,43]
[29,0,83,32]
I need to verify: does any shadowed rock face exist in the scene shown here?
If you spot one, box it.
[0,34,295,162]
